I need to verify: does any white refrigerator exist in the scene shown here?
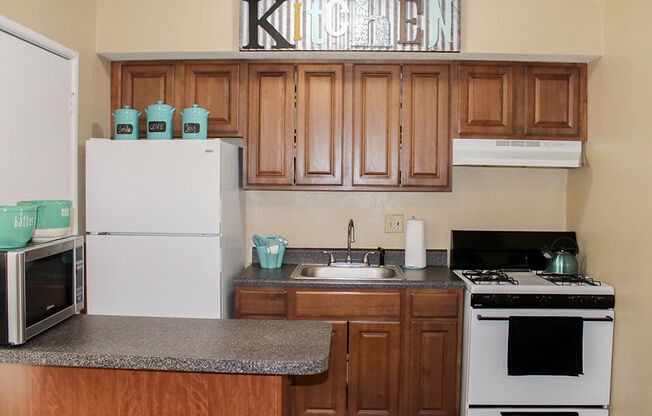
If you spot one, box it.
[85,139,244,319]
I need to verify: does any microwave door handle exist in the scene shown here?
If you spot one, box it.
[477,315,613,322]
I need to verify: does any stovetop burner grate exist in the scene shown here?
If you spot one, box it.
[462,270,519,285]
[536,271,601,286]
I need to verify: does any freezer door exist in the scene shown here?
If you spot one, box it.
[86,139,220,234]
[86,234,222,318]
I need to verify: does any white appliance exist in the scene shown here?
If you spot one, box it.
[452,138,583,168]
[451,231,615,416]
[85,139,244,319]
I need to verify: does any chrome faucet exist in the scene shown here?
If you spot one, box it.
[346,219,355,263]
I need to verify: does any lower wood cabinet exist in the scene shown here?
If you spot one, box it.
[291,322,348,416]
[235,287,462,416]
[407,320,459,415]
[348,321,402,416]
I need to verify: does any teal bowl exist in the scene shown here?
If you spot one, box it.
[0,205,37,248]
[17,200,72,240]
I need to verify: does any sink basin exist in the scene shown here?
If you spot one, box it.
[290,264,405,280]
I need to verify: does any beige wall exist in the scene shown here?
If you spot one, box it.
[566,0,652,414]
[246,167,567,262]
[0,0,111,230]
[97,0,602,56]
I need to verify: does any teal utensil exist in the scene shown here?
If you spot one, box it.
[252,234,265,247]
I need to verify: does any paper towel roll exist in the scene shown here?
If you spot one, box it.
[404,217,426,269]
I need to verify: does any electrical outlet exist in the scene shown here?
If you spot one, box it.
[385,214,404,233]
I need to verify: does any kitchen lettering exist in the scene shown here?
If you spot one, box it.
[242,0,454,50]
[14,215,34,228]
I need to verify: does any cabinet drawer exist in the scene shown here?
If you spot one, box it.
[410,291,461,319]
[294,291,401,318]
[237,288,287,318]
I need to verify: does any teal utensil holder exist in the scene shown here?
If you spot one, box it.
[256,235,287,269]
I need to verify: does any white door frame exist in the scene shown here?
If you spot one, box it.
[0,15,80,232]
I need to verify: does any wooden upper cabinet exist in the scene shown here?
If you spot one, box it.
[352,64,401,187]
[295,64,343,185]
[401,64,451,188]
[184,63,245,137]
[246,64,295,185]
[291,322,348,416]
[456,64,517,137]
[525,65,586,140]
[117,63,175,138]
[348,321,401,416]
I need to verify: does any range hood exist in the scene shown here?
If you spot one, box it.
[452,139,583,168]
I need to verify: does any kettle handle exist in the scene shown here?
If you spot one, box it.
[550,236,579,254]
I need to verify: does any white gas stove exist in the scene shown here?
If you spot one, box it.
[451,231,615,416]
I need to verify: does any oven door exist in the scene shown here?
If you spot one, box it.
[7,239,77,344]
[467,308,614,406]
[467,408,609,416]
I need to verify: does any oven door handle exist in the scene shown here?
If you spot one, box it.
[477,315,613,322]
[500,412,579,416]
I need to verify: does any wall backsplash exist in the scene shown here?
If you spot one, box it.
[244,166,568,264]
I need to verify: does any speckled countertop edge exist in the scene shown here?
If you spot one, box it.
[0,350,329,375]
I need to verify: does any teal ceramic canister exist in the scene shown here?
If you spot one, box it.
[145,100,175,139]
[181,105,210,139]
[0,205,36,249]
[112,106,141,139]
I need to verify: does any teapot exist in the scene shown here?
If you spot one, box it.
[542,236,579,274]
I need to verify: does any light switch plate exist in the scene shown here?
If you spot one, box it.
[385,214,404,233]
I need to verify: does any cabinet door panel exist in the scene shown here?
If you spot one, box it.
[120,64,175,138]
[525,65,584,139]
[401,65,450,187]
[291,322,347,416]
[184,63,244,137]
[348,321,401,416]
[247,64,295,185]
[296,64,344,185]
[457,64,516,136]
[353,65,400,187]
[407,320,459,416]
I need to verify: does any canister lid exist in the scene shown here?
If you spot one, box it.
[146,101,175,112]
[113,105,141,117]
[181,104,209,116]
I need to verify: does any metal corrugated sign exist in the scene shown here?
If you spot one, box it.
[240,0,460,52]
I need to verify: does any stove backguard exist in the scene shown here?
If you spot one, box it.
[450,230,578,271]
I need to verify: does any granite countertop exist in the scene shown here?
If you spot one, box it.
[0,315,331,376]
[234,264,465,289]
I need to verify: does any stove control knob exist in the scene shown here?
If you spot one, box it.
[536,295,551,306]
[505,295,519,306]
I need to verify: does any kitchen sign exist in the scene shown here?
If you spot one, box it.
[240,0,460,52]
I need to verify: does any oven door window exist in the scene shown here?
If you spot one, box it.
[24,249,74,327]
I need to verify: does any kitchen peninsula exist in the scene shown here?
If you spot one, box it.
[0,315,331,416]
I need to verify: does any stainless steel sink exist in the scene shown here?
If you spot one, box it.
[290,264,405,280]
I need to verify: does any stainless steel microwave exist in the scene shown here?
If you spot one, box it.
[0,235,84,345]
